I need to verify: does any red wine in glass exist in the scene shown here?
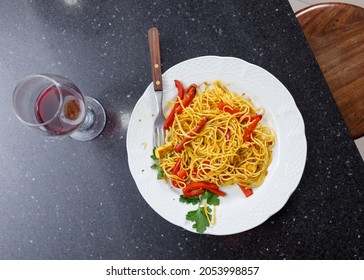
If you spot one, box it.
[35,84,86,135]
[13,74,106,141]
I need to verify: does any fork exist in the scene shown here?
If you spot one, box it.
[148,27,166,148]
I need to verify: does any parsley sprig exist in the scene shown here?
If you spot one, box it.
[151,148,164,179]
[180,190,220,233]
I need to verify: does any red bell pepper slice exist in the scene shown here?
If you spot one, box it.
[239,185,253,197]
[218,102,241,116]
[208,188,227,197]
[184,188,205,197]
[163,80,185,130]
[243,115,262,142]
[175,84,197,114]
[240,114,262,123]
[174,80,184,100]
[171,157,182,175]
[174,117,208,153]
[171,170,188,188]
[218,102,262,125]
[176,169,187,180]
[171,157,188,188]
[182,181,226,197]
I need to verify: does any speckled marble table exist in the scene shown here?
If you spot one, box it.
[0,0,363,259]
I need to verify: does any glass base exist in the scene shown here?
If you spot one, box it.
[70,96,106,141]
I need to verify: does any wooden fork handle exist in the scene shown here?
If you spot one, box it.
[148,27,163,91]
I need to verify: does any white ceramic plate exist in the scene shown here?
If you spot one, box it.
[127,56,307,235]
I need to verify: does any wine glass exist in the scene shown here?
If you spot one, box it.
[12,74,106,141]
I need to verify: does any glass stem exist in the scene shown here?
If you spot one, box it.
[78,107,95,132]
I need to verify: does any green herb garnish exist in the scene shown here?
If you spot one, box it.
[186,206,212,233]
[201,190,220,206]
[179,195,200,205]
[150,147,164,179]
[150,148,158,160]
[180,190,220,233]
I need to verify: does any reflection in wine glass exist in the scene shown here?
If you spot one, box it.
[12,74,106,141]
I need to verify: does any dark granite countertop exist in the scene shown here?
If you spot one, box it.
[0,0,363,259]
